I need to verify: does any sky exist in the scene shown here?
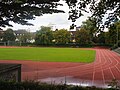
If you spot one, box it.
[2,1,91,32]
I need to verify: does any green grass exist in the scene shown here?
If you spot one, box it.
[0,47,96,63]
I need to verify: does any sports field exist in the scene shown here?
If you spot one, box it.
[0,47,95,62]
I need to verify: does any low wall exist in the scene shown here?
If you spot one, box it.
[0,63,21,82]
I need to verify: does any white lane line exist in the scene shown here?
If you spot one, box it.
[109,67,115,79]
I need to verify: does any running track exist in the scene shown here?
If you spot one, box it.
[0,48,120,88]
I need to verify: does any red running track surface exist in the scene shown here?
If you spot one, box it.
[0,48,120,88]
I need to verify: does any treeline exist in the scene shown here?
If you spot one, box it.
[34,18,120,47]
[0,18,120,47]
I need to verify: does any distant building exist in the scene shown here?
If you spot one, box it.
[14,29,35,43]
[76,26,81,30]
[69,26,81,43]
[69,31,76,42]
[14,29,28,36]
[0,63,21,82]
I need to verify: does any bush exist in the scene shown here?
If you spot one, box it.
[0,80,116,90]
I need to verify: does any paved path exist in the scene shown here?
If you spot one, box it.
[0,48,120,88]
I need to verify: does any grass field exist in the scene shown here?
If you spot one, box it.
[0,47,96,63]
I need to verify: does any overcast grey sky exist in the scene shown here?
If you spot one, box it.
[2,1,91,32]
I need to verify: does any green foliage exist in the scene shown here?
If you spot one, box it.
[0,0,64,27]
[54,29,71,45]
[2,28,16,42]
[0,80,115,90]
[0,0,120,29]
[104,32,110,45]
[108,21,120,45]
[66,0,120,28]
[81,17,98,42]
[0,48,95,63]
[108,25,117,45]
[35,26,54,45]
[75,28,90,45]
[97,31,106,44]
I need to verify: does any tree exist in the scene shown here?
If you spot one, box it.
[104,31,110,45]
[108,21,120,46]
[0,0,64,27]
[67,0,120,28]
[54,29,70,45]
[35,26,53,45]
[97,31,106,44]
[75,28,90,45]
[2,28,16,42]
[0,0,120,29]
[90,0,120,27]
[81,17,98,42]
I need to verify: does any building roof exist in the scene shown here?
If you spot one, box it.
[14,30,28,34]
[69,31,76,35]
[0,63,21,74]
